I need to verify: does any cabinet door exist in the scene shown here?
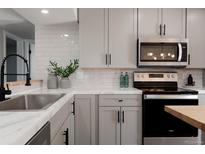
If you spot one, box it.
[199,94,205,105]
[99,107,121,145]
[79,8,108,68]
[198,94,205,145]
[121,107,142,145]
[187,9,205,68]
[162,8,186,38]
[51,116,69,145]
[68,115,75,145]
[75,95,97,145]
[50,98,71,141]
[138,8,161,37]
[109,8,137,68]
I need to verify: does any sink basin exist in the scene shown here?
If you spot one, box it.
[0,93,65,111]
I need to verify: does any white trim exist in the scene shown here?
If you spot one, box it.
[2,30,25,81]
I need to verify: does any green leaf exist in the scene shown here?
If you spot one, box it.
[47,59,79,78]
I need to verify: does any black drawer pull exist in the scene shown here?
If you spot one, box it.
[122,111,125,123]
[63,128,69,145]
[117,111,120,123]
[72,101,75,115]
[118,99,123,102]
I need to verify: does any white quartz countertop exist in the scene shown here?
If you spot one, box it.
[0,87,142,145]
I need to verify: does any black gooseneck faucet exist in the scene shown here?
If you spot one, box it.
[0,54,31,101]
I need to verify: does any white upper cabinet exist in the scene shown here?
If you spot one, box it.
[187,9,205,68]
[138,8,186,38]
[138,8,161,37]
[79,8,137,68]
[79,9,108,68]
[109,8,137,68]
[162,8,186,38]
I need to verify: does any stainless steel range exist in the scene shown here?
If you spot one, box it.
[133,72,199,145]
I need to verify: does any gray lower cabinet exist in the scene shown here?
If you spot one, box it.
[50,96,75,145]
[99,95,142,145]
[99,107,121,145]
[74,94,98,145]
[198,94,205,145]
[51,115,74,145]
[121,107,142,145]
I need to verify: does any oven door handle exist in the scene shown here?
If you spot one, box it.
[177,43,182,62]
[144,94,198,100]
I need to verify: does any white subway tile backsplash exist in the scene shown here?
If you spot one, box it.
[33,22,203,89]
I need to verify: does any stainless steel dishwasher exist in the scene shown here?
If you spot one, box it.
[26,122,50,145]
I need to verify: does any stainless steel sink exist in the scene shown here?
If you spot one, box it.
[0,93,65,111]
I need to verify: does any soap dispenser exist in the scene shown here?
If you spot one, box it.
[186,74,195,86]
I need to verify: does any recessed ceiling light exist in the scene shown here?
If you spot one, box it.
[41,9,49,14]
[63,34,69,37]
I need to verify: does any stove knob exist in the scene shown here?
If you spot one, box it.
[141,74,144,78]
[171,74,175,78]
[167,74,170,78]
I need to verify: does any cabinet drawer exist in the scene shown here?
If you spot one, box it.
[99,95,142,107]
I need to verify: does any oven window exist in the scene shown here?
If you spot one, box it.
[143,98,198,137]
[140,43,178,62]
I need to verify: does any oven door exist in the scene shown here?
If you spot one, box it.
[137,39,188,67]
[143,94,198,138]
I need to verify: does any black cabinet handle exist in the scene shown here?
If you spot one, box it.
[109,54,111,65]
[118,99,123,102]
[163,24,166,35]
[63,128,69,145]
[188,54,191,65]
[105,54,108,65]
[72,101,75,115]
[160,24,162,36]
[117,111,120,123]
[122,111,125,123]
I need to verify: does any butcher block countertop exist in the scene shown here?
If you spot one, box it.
[165,105,205,132]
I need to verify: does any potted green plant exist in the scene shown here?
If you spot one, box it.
[47,61,59,89]
[48,59,79,89]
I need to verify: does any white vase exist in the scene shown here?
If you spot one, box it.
[59,77,71,89]
[47,74,58,89]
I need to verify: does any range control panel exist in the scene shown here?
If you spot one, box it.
[133,72,178,82]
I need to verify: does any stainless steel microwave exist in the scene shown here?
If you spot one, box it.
[137,38,188,67]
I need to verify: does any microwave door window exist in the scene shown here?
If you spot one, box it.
[140,43,178,62]
[141,45,162,61]
[161,45,178,61]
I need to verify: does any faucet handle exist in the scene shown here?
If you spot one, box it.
[6,84,9,90]
[5,84,11,95]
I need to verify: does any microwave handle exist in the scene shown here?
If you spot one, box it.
[177,43,182,62]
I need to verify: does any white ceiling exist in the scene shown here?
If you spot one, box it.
[13,8,77,26]
[0,8,34,39]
